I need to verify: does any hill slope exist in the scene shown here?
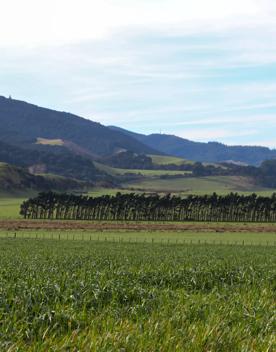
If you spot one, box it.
[109,126,276,166]
[0,162,86,193]
[0,96,159,156]
[0,140,106,182]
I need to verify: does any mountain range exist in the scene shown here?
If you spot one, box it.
[1,95,276,166]
[0,95,276,193]
[109,126,276,166]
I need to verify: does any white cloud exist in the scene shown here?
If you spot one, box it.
[0,0,275,47]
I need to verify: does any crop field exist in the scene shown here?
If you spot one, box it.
[0,237,275,351]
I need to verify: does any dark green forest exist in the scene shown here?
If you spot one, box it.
[0,141,107,182]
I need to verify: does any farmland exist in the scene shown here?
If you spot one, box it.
[148,154,193,165]
[0,228,275,245]
[94,161,191,176]
[0,237,275,351]
[0,188,275,351]
[124,175,276,195]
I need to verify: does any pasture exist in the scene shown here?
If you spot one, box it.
[148,154,193,165]
[94,161,191,176]
[124,175,276,195]
[1,174,276,221]
[0,237,275,351]
[0,197,26,219]
[0,229,275,246]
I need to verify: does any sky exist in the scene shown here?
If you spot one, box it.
[1,0,276,148]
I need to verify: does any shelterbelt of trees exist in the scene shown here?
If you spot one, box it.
[20,192,276,222]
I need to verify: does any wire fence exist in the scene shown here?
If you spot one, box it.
[0,231,275,247]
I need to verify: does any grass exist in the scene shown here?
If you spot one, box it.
[1,179,276,220]
[124,175,276,195]
[0,197,34,219]
[148,154,193,165]
[0,237,275,351]
[0,190,152,220]
[1,230,275,246]
[94,161,191,176]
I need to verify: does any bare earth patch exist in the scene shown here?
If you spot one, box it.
[1,220,276,233]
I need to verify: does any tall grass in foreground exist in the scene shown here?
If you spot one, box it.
[0,239,275,351]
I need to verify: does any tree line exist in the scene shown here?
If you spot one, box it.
[20,192,276,222]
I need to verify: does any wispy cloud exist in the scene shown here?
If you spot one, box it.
[1,0,276,47]
[1,1,276,148]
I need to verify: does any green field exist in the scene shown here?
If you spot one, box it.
[124,175,276,195]
[149,154,193,165]
[2,175,276,220]
[0,237,274,351]
[94,161,191,176]
[1,230,275,246]
[0,197,28,219]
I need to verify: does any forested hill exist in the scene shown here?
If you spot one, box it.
[0,140,104,182]
[0,163,87,193]
[109,126,276,166]
[0,96,159,156]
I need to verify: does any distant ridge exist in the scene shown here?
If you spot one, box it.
[109,126,276,166]
[0,96,160,156]
[0,95,275,169]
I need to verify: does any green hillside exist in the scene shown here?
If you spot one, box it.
[0,162,87,194]
[149,154,193,165]
[94,162,191,177]
[0,140,106,182]
[0,96,159,156]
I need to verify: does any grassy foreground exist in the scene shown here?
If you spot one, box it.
[0,238,275,351]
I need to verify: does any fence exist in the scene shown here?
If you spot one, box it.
[0,231,275,247]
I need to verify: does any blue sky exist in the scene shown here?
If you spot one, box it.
[1,0,276,148]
